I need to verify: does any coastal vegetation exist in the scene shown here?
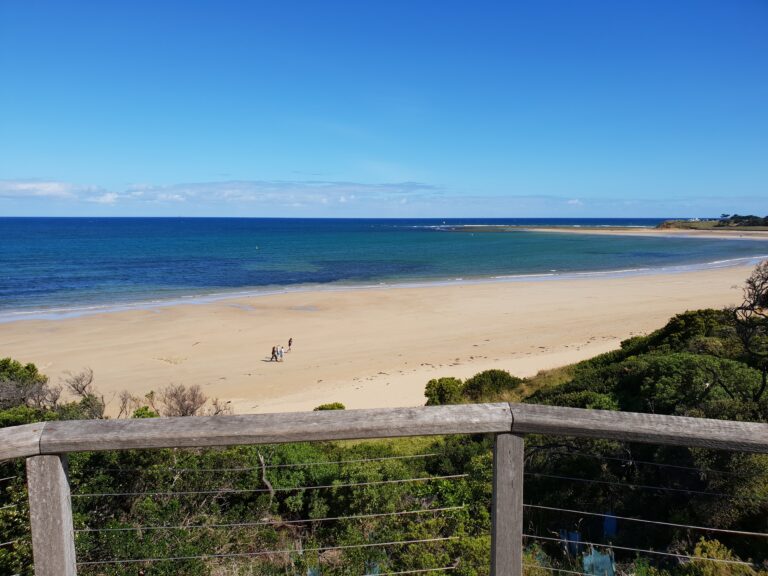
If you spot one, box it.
[658,215,768,231]
[314,402,346,411]
[1,264,767,575]
[718,215,768,228]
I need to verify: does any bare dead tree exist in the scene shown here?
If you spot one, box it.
[32,381,62,409]
[0,379,24,409]
[61,368,105,418]
[62,367,95,397]
[0,378,62,410]
[158,384,208,417]
[207,398,233,416]
[132,387,233,418]
[731,260,768,402]
[144,390,161,415]
[116,390,142,419]
[0,379,37,409]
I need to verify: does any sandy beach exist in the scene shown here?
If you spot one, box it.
[0,263,758,416]
[517,226,768,240]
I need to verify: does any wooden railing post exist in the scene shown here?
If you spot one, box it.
[491,433,524,576]
[27,455,77,576]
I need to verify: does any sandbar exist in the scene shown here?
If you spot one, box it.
[515,226,768,240]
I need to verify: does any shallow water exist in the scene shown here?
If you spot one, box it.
[1,217,766,320]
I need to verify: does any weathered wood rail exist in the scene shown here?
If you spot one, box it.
[3,402,767,575]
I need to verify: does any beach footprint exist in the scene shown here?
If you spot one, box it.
[153,356,187,365]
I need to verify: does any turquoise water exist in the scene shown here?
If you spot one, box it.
[1,218,766,321]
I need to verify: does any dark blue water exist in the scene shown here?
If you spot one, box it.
[1,218,766,320]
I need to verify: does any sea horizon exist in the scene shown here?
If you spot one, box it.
[0,215,706,221]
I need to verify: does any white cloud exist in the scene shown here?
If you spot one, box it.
[156,193,186,202]
[118,180,441,207]
[0,178,442,209]
[88,192,120,204]
[7,177,764,217]
[0,180,80,199]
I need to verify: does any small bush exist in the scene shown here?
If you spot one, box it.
[132,406,160,418]
[424,377,465,405]
[463,370,523,401]
[314,402,345,411]
[680,539,757,576]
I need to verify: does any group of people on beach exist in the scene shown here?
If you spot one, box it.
[270,338,293,362]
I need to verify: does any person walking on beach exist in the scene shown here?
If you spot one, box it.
[278,345,285,361]
[270,346,278,362]
[288,337,293,352]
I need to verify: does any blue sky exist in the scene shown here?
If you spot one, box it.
[1,1,766,217]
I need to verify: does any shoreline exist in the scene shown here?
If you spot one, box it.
[0,264,757,416]
[514,225,768,240]
[2,252,766,324]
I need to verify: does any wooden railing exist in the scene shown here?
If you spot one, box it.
[3,402,768,575]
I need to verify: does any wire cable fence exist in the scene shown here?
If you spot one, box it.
[4,408,768,576]
[521,439,768,576]
[70,474,469,499]
[525,534,756,567]
[77,537,462,567]
[526,446,748,478]
[75,506,467,534]
[99,453,443,474]
[524,472,768,501]
[0,464,31,576]
[524,505,768,539]
[71,436,768,576]
[70,441,476,576]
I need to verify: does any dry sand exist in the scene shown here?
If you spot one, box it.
[517,226,768,240]
[0,264,757,415]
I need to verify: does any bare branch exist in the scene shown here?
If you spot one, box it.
[207,397,233,416]
[158,384,208,417]
[61,368,95,398]
[258,452,275,508]
[116,390,141,419]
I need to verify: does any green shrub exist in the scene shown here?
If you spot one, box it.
[132,406,160,418]
[0,357,48,385]
[424,377,465,405]
[680,539,757,576]
[313,402,345,411]
[462,370,523,401]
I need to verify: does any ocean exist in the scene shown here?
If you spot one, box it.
[1,217,766,321]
